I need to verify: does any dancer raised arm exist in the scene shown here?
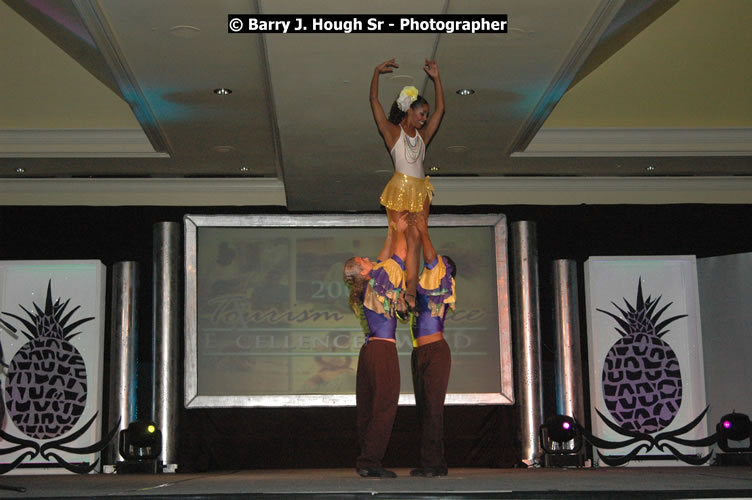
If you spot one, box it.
[370,58,445,311]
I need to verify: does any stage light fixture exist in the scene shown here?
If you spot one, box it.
[539,415,584,467]
[545,415,577,443]
[716,412,751,453]
[120,420,162,460]
[116,420,163,473]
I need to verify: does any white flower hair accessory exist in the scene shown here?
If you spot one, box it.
[396,86,419,112]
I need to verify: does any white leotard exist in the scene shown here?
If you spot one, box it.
[390,126,425,179]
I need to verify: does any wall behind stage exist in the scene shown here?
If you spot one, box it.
[1,203,751,471]
[696,252,752,430]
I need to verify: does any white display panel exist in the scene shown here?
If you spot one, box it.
[0,260,106,473]
[585,256,708,466]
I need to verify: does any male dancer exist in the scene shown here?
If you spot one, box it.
[343,215,408,478]
[409,214,456,477]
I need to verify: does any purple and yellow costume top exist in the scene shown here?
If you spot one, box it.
[356,255,406,341]
[411,255,456,347]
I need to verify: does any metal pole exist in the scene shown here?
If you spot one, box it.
[552,259,585,450]
[511,221,544,466]
[153,222,181,471]
[104,261,139,469]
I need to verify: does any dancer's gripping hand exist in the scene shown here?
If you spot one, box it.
[424,59,439,79]
[412,212,428,235]
[376,59,399,74]
[396,212,409,233]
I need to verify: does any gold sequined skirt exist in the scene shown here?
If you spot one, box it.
[380,173,434,213]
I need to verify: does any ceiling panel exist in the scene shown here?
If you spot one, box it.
[0,0,139,128]
[1,0,750,205]
[99,0,278,176]
[544,0,752,128]
[261,0,444,211]
[426,0,611,178]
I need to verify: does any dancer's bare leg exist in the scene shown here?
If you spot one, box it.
[418,197,431,226]
[387,209,410,312]
[405,224,420,310]
[405,199,431,310]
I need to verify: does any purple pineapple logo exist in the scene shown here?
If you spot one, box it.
[597,278,687,433]
[0,281,92,439]
[0,280,119,474]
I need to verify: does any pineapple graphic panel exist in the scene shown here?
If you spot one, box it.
[585,257,710,465]
[0,261,107,473]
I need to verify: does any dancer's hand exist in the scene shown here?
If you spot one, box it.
[376,59,399,74]
[424,59,439,79]
[388,212,408,233]
[412,212,428,235]
[396,212,409,233]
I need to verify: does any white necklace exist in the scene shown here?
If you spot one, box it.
[403,130,422,164]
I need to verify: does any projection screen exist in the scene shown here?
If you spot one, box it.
[184,214,513,408]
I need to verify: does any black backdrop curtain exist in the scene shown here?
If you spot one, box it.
[1,203,750,471]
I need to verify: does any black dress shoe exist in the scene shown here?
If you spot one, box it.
[357,466,397,478]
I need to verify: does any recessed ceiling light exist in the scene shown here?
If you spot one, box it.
[429,166,440,173]
[646,165,656,172]
[239,166,249,173]
[15,167,25,174]
[446,145,468,153]
[456,88,475,96]
[213,88,232,95]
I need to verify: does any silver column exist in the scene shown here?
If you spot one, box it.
[153,222,181,471]
[511,221,543,466]
[104,261,139,468]
[552,259,585,449]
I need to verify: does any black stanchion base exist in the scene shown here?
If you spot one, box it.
[715,453,752,466]
[115,459,163,474]
[543,452,586,468]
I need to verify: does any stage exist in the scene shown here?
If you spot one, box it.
[0,467,751,499]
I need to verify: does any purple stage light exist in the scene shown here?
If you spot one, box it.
[562,421,571,430]
[723,420,732,429]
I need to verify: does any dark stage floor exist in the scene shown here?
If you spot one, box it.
[0,466,751,499]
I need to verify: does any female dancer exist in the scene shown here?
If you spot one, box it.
[343,214,408,478]
[370,58,445,311]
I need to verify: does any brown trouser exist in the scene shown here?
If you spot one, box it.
[411,338,451,469]
[356,340,400,469]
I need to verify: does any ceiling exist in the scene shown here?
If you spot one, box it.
[1,0,751,210]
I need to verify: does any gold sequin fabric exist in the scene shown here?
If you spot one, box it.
[379,173,434,213]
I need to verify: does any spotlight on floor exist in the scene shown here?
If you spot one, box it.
[539,415,585,467]
[716,412,751,459]
[115,420,163,473]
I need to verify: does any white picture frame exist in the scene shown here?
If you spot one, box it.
[184,214,514,408]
